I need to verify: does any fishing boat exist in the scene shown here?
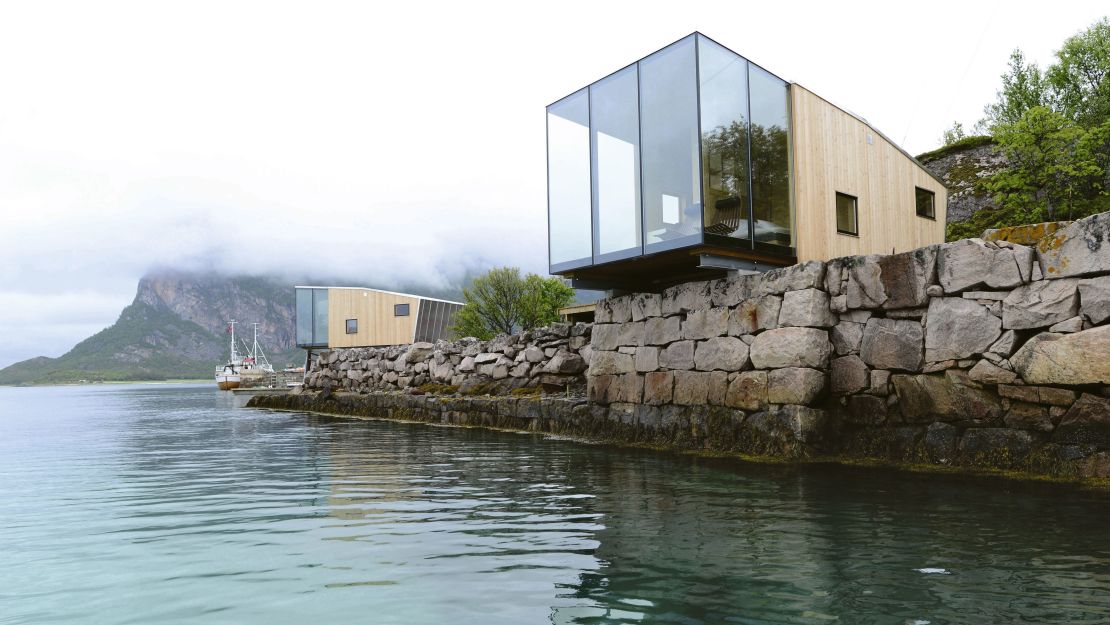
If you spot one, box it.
[215,321,274,390]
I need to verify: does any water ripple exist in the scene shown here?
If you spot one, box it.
[1,384,1109,624]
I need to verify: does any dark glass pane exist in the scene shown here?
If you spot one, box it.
[295,288,313,345]
[749,65,793,247]
[345,319,358,334]
[547,89,592,267]
[916,187,935,219]
[395,303,410,317]
[640,35,700,250]
[590,65,641,258]
[836,193,858,235]
[698,36,750,240]
[312,289,328,346]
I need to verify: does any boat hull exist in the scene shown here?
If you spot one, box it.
[216,373,241,390]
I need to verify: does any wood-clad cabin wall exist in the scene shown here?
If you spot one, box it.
[790,84,947,262]
[327,288,421,348]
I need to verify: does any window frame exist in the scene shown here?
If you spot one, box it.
[915,186,936,220]
[835,191,859,237]
[394,303,410,317]
[345,318,358,335]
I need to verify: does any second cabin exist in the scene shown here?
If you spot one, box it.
[295,286,463,349]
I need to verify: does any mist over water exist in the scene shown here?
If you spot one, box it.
[2,384,1109,624]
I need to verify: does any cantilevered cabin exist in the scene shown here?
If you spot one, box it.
[547,33,947,292]
[295,286,462,349]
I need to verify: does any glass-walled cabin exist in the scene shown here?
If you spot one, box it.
[547,33,794,289]
[296,287,329,348]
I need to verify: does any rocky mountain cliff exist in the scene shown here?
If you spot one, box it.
[917,137,1007,224]
[0,272,304,385]
[0,270,470,385]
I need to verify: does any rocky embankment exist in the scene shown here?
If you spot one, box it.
[256,211,1110,482]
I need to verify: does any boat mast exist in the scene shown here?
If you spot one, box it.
[251,322,271,369]
[228,320,238,362]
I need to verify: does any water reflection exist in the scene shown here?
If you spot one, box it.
[1,384,1109,625]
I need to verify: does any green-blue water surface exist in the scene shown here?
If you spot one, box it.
[2,383,1109,624]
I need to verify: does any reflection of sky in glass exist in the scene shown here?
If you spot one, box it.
[547,106,592,265]
[596,132,638,253]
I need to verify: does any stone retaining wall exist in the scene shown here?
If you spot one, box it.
[586,211,1110,477]
[303,323,590,395]
[289,211,1110,480]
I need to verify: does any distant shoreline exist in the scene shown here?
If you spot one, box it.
[0,379,211,388]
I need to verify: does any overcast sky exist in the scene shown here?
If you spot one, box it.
[0,0,1106,368]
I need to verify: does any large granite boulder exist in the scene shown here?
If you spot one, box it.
[542,351,586,375]
[937,238,1033,293]
[766,367,825,405]
[1002,279,1080,330]
[726,370,768,411]
[588,351,634,376]
[595,295,632,323]
[1037,211,1110,279]
[831,321,864,355]
[778,288,837,327]
[672,371,711,405]
[755,260,826,296]
[878,246,938,309]
[1053,393,1110,447]
[1078,276,1110,324]
[710,274,757,308]
[644,316,682,346]
[924,298,1002,361]
[830,354,869,395]
[630,293,662,321]
[659,340,695,370]
[694,336,750,372]
[749,327,832,369]
[1010,326,1110,384]
[683,307,729,340]
[860,318,923,372]
[844,255,887,309]
[662,280,713,315]
[892,372,1003,423]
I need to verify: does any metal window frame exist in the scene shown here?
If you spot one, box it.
[914,186,937,220]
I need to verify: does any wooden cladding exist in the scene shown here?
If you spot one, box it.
[327,288,421,348]
[325,288,461,348]
[790,84,947,262]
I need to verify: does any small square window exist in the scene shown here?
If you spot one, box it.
[835,192,858,236]
[915,187,935,219]
[394,303,410,317]
[345,319,358,334]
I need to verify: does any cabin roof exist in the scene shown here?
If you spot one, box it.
[294,285,463,306]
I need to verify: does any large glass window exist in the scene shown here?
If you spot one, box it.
[547,89,592,269]
[296,288,329,347]
[748,65,793,248]
[313,289,328,346]
[590,65,641,260]
[640,35,700,252]
[295,288,313,346]
[698,35,750,242]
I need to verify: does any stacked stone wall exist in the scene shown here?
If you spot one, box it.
[585,211,1110,477]
[303,323,590,395]
[285,211,1110,479]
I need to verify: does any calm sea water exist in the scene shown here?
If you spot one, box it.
[2,384,1109,624]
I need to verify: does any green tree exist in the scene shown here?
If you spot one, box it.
[452,267,574,340]
[941,121,967,146]
[983,49,1050,130]
[985,106,1105,221]
[1046,17,1110,126]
